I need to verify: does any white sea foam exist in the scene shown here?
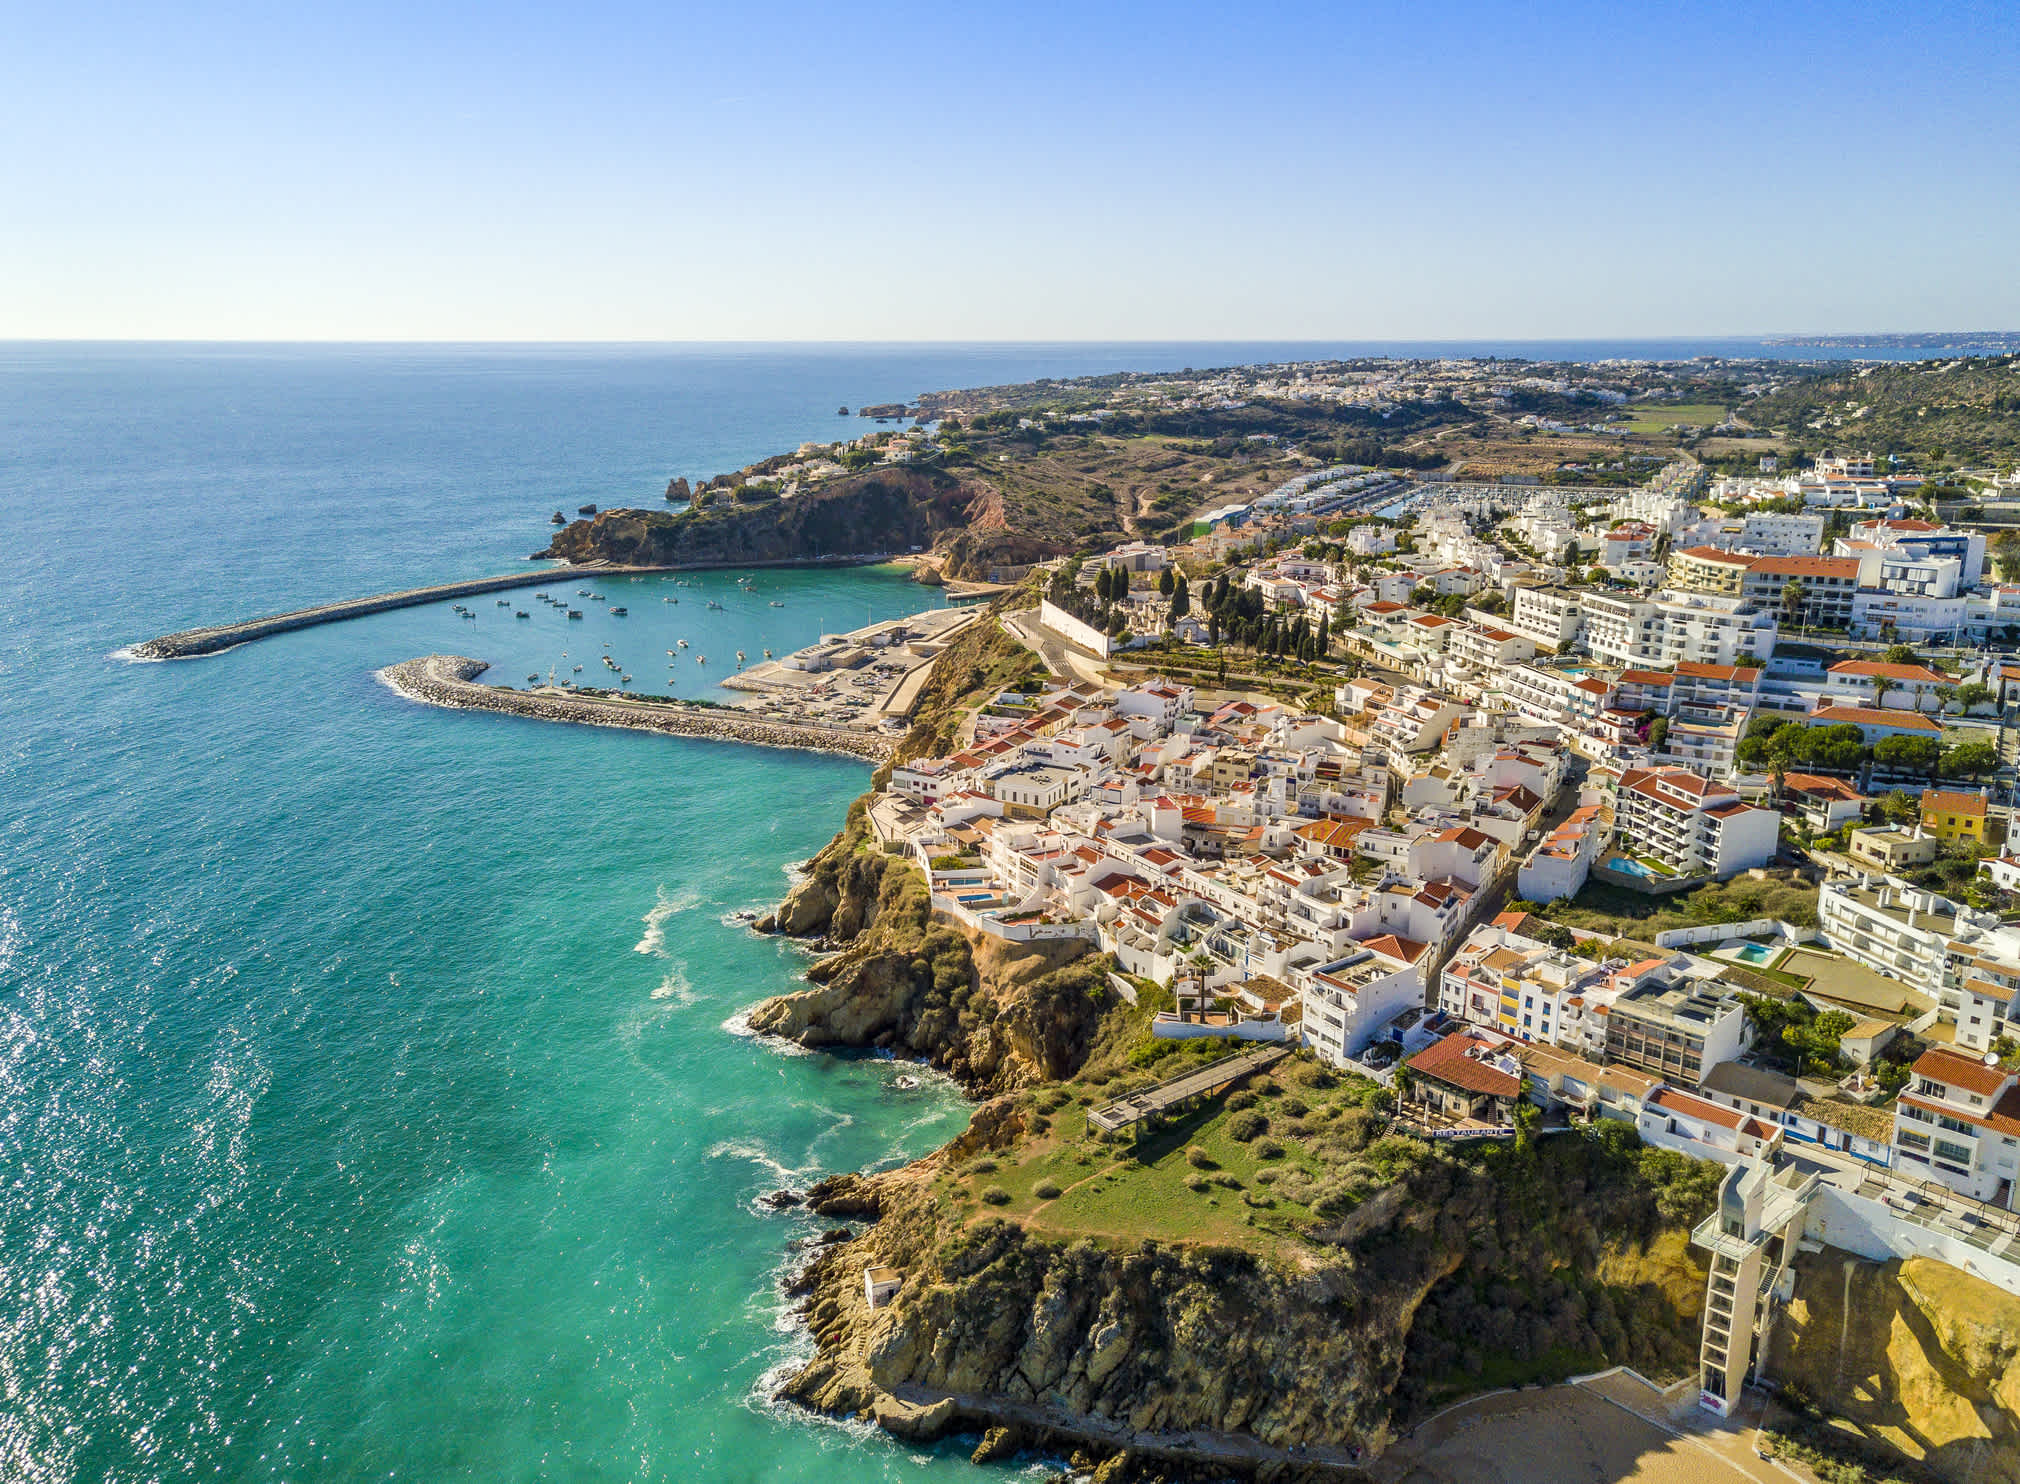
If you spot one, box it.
[650,963,694,1004]
[721,1003,811,1053]
[633,884,703,956]
[705,1138,815,1187]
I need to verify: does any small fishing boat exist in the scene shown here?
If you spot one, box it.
[568,610,582,619]
[769,600,784,608]
[677,639,688,649]
[610,606,628,616]
[697,655,707,666]
[573,665,583,672]
[763,648,772,659]
[515,611,529,619]
[706,600,723,611]
[736,650,746,664]
[578,589,590,596]
[621,674,631,683]
[527,674,539,683]
[496,599,510,607]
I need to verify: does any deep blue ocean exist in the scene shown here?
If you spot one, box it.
[0,339,1943,1483]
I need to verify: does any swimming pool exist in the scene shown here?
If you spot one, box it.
[1731,942,1777,965]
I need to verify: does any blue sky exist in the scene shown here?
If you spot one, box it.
[4,0,2015,339]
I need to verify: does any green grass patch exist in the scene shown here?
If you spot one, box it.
[1623,402,1726,433]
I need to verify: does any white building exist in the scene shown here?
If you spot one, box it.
[1891,1046,2020,1211]
[1612,767,1779,882]
[1298,950,1425,1066]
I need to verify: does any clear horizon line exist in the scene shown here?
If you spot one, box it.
[3,331,2013,348]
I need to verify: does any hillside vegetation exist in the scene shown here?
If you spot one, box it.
[1739,354,2020,465]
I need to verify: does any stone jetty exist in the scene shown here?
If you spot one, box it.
[379,655,895,763]
[129,566,663,660]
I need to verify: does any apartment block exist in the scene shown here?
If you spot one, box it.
[1612,767,1779,881]
[1891,1047,2020,1210]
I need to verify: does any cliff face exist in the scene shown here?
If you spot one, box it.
[539,470,988,568]
[748,815,1108,1096]
[781,1123,1715,1464]
[1772,1252,2020,1482]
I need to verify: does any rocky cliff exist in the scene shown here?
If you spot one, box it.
[536,468,1067,578]
[779,1116,1718,1470]
[1772,1251,2020,1482]
[749,802,1109,1096]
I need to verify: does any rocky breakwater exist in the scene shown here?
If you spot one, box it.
[379,655,893,762]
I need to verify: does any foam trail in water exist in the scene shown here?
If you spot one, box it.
[633,884,702,956]
[650,962,694,1005]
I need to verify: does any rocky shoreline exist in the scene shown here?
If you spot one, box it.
[378,655,895,762]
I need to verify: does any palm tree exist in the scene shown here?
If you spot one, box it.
[1781,578,1806,630]
[1871,673,1897,711]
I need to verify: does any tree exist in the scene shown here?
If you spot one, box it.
[1873,733,1941,779]
[1646,716,1670,753]
[1158,566,1176,597]
[1993,529,2020,582]
[1316,614,1330,656]
[1870,673,1896,711]
[1877,789,1920,825]
[1781,578,1806,627]
[1785,1010,1858,1078]
[1941,740,1999,779]
[1170,573,1190,623]
[1094,566,1112,603]
[1207,610,1220,647]
[1881,643,1922,667]
[1955,681,1993,713]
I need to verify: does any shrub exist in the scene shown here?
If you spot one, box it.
[1227,1109,1268,1142]
[1214,1172,1243,1189]
[980,1186,1011,1206]
[1255,1137,1285,1159]
[1185,1174,1211,1193]
[1226,1090,1257,1112]
[1185,1145,1216,1169]
[965,1157,997,1175]
[1033,1180,1062,1200]
[1279,1096,1309,1118]
[1254,1168,1278,1185]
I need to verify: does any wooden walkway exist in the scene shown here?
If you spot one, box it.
[1086,1044,1290,1137]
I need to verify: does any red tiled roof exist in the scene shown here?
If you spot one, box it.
[1408,1031,1522,1098]
[1909,1046,2014,1097]
[1675,661,1760,682]
[1360,933,1428,964]
[1830,660,1954,684]
[1921,788,1987,817]
[1807,705,1942,732]
[1649,1087,1744,1131]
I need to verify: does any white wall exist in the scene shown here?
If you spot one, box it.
[1040,599,1115,658]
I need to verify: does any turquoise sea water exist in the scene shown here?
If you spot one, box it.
[0,338,1945,1483]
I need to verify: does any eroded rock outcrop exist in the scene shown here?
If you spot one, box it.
[1772,1252,2020,1482]
[778,1129,1716,1469]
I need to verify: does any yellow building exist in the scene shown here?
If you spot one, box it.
[1919,788,1988,845]
[1666,546,1751,597]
